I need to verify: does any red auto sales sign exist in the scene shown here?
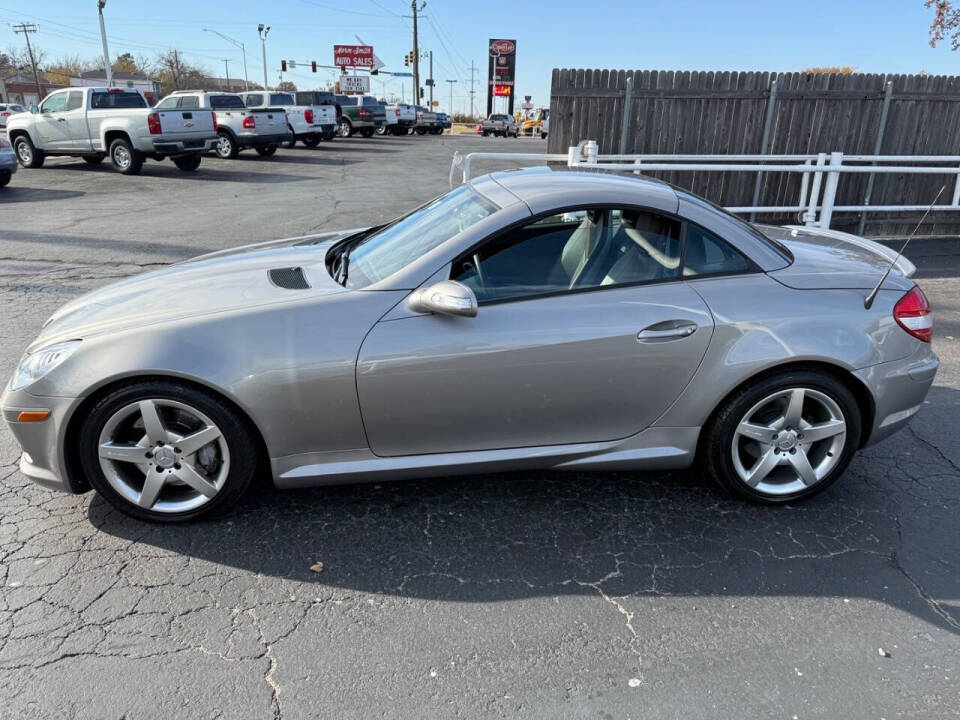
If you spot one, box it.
[334,45,374,68]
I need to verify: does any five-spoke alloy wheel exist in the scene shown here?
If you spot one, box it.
[80,381,258,522]
[703,369,861,503]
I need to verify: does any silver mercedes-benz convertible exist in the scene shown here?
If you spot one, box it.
[2,168,938,521]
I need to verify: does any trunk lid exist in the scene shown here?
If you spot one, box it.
[246,108,288,133]
[757,224,915,291]
[153,108,215,137]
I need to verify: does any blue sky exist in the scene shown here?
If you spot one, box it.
[2,0,958,114]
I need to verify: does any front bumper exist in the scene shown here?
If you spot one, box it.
[0,154,16,174]
[854,344,940,447]
[1,387,82,493]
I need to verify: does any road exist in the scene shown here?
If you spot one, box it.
[0,134,958,719]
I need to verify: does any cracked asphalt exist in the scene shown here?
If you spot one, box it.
[0,134,958,719]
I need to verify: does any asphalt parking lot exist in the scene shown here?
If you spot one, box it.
[0,134,958,719]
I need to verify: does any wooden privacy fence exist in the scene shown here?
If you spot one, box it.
[548,69,960,235]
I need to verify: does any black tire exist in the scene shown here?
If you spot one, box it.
[109,137,143,175]
[172,153,202,171]
[416,127,427,135]
[541,133,548,141]
[13,135,44,168]
[375,124,388,135]
[78,380,259,523]
[322,129,336,141]
[302,133,321,148]
[701,369,862,505]
[82,153,105,165]
[360,128,374,138]
[482,130,490,137]
[214,131,239,159]
[0,170,9,187]
[255,145,277,156]
[338,119,353,138]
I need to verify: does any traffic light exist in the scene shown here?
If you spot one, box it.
[371,68,378,75]
[311,61,317,72]
[419,87,424,99]
[281,60,287,72]
[404,53,410,67]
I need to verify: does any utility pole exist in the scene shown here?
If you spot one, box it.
[204,28,249,91]
[446,78,456,115]
[12,23,42,101]
[257,24,270,91]
[96,1,112,87]
[468,60,476,118]
[223,59,230,90]
[411,1,424,104]
[428,50,433,107]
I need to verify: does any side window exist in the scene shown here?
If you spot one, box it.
[451,208,682,303]
[179,95,199,110]
[155,96,179,109]
[64,91,83,111]
[683,224,752,277]
[245,94,263,106]
[40,92,68,114]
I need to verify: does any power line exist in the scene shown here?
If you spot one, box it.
[12,23,42,99]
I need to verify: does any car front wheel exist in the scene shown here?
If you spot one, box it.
[215,131,238,159]
[13,135,44,168]
[172,153,202,171]
[702,369,861,504]
[255,145,277,156]
[79,381,259,522]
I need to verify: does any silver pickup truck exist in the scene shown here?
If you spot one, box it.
[157,91,291,159]
[7,87,216,174]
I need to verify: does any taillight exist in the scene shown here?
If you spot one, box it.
[394,108,400,116]
[358,108,369,118]
[243,115,256,129]
[304,109,314,123]
[1,112,9,117]
[147,112,162,134]
[211,111,218,130]
[894,285,932,342]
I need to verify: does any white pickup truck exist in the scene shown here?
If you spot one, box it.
[380,103,417,136]
[7,87,216,174]
[414,105,439,135]
[157,91,291,159]
[239,91,336,147]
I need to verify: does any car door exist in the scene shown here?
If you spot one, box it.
[60,91,91,152]
[35,91,70,149]
[356,207,715,457]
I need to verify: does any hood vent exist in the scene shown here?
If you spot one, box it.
[268,266,310,290]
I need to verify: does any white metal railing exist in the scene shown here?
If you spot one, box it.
[449,141,960,230]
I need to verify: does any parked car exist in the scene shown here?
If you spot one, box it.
[0,102,27,128]
[7,87,216,174]
[521,108,548,136]
[335,95,386,138]
[293,91,342,140]
[1,168,938,522]
[414,105,439,135]
[240,91,336,147]
[380,103,416,135]
[480,113,520,137]
[435,112,451,132]
[0,136,17,186]
[156,91,290,159]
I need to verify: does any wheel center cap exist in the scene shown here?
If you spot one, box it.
[776,431,798,451]
[154,446,176,468]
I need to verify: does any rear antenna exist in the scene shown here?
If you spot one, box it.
[863,184,944,310]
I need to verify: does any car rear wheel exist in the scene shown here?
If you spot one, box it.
[255,145,277,156]
[79,381,259,522]
[13,135,44,168]
[172,153,202,171]
[702,369,861,504]
[375,124,388,135]
[360,128,374,138]
[82,153,105,164]
[0,170,9,187]
[338,119,353,137]
[302,133,321,147]
[109,138,143,174]
[215,131,238,159]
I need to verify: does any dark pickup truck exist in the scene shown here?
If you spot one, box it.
[335,95,386,138]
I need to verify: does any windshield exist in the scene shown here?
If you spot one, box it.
[333,185,499,289]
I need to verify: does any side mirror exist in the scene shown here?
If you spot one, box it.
[29,105,38,114]
[408,280,478,318]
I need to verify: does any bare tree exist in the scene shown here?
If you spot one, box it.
[4,44,47,73]
[45,54,95,85]
[112,52,138,74]
[153,49,208,94]
[926,0,960,48]
[277,80,297,92]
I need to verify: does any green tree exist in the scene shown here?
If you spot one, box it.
[112,52,138,74]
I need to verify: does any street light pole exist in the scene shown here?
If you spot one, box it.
[203,28,249,91]
[446,78,456,116]
[223,59,230,90]
[257,24,270,91]
[97,0,112,87]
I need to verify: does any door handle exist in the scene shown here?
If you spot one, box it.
[57,118,66,122]
[637,321,698,342]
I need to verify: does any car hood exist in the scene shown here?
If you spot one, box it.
[34,229,362,348]
[757,224,915,291]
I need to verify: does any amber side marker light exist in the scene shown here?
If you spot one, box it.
[16,411,50,423]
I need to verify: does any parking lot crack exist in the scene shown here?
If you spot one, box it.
[891,515,960,631]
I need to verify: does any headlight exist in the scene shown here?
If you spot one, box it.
[8,340,81,391]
